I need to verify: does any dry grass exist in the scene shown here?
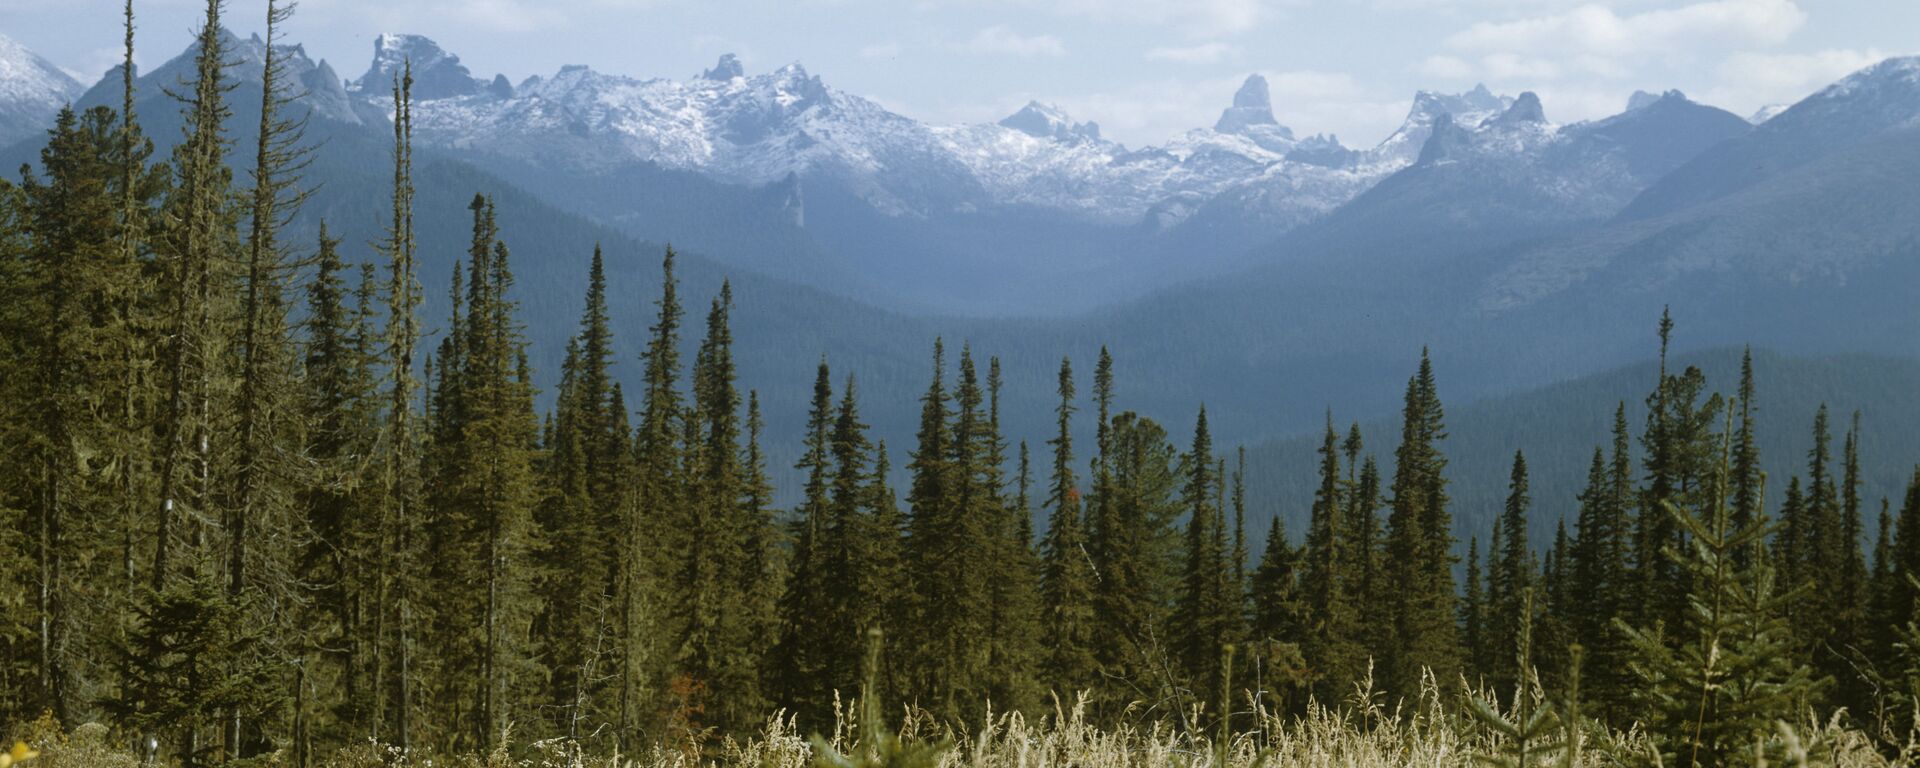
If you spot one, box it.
[12,676,1911,767]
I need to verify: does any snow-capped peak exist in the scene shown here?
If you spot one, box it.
[999,101,1100,142]
[1215,74,1278,133]
[1748,104,1788,124]
[1485,91,1546,128]
[354,33,487,100]
[702,53,744,81]
[0,31,83,111]
[0,31,85,146]
[1626,90,1660,112]
[1375,83,1513,164]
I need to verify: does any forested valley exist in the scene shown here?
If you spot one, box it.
[6,2,1920,767]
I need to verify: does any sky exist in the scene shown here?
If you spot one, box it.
[1,0,1915,148]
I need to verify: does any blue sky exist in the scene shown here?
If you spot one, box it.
[3,0,1915,147]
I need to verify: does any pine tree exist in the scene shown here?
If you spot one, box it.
[1569,443,1631,723]
[536,247,625,740]
[1301,416,1362,703]
[775,361,835,726]
[1730,349,1762,557]
[371,63,424,751]
[673,281,766,736]
[1461,538,1488,682]
[1249,514,1305,712]
[1041,357,1097,698]
[1635,313,1724,635]
[226,2,314,749]
[622,246,684,748]
[1617,421,1824,767]
[1175,407,1233,716]
[299,225,382,746]
[982,358,1043,713]
[15,101,161,727]
[1486,451,1534,694]
[1089,411,1183,714]
[903,340,953,708]
[1383,351,1458,697]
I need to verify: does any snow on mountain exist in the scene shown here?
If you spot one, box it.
[1749,104,1788,124]
[1372,83,1510,166]
[353,33,490,100]
[358,38,1545,232]
[0,32,84,146]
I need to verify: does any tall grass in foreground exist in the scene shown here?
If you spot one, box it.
[12,678,1907,768]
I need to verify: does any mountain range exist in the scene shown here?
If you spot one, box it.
[4,27,1918,544]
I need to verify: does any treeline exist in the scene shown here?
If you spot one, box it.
[7,2,1920,768]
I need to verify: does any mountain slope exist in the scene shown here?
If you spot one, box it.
[1243,349,1920,555]
[0,32,83,147]
[1621,56,1920,220]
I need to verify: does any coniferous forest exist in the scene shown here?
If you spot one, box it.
[5,3,1920,768]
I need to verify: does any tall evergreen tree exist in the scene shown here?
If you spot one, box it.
[1175,407,1234,716]
[774,361,834,726]
[1041,357,1097,698]
[1301,416,1362,703]
[1383,351,1458,697]
[1485,451,1534,693]
[622,245,684,747]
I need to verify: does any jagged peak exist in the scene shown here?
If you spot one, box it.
[1215,73,1283,135]
[702,53,744,81]
[0,29,84,109]
[1809,55,1920,102]
[1415,111,1472,165]
[1627,89,1689,113]
[1485,91,1546,128]
[354,32,483,100]
[1000,100,1101,142]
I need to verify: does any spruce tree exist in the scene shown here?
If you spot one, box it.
[1461,538,1488,682]
[1617,424,1824,766]
[1486,451,1534,694]
[1041,357,1097,698]
[984,358,1042,713]
[622,246,684,748]
[775,361,835,725]
[1301,416,1362,703]
[1383,351,1458,698]
[1175,407,1233,716]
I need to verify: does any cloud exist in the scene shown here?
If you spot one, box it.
[1444,0,1806,59]
[1704,48,1891,113]
[1418,55,1475,79]
[859,41,904,60]
[1480,52,1560,80]
[1022,69,1398,147]
[1049,0,1271,37]
[1145,42,1238,63]
[430,0,563,32]
[958,25,1066,58]
[919,0,1278,39]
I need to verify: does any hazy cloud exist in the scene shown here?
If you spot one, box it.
[859,41,904,59]
[1145,42,1238,63]
[959,25,1067,58]
[1445,0,1806,58]
[1704,48,1891,112]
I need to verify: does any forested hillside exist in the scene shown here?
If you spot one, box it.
[6,3,1920,768]
[1246,348,1920,552]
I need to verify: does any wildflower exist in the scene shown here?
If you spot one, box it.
[0,741,38,767]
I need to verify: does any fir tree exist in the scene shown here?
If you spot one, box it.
[775,361,835,726]
[1486,451,1534,693]
[1301,416,1363,703]
[1041,357,1097,698]
[1175,407,1233,716]
[1383,351,1458,698]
